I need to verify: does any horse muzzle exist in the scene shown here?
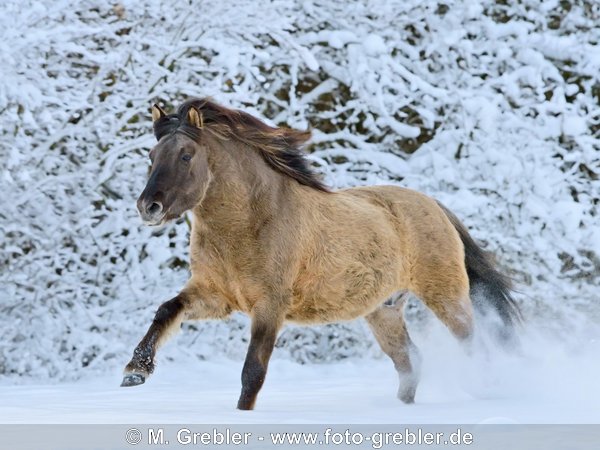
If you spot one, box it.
[137,197,166,226]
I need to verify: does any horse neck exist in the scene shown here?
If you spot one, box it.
[192,135,292,231]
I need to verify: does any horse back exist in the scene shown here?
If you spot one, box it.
[342,185,468,302]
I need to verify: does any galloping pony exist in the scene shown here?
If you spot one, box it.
[122,98,520,410]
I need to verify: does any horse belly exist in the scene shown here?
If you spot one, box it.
[285,190,407,324]
[287,261,400,324]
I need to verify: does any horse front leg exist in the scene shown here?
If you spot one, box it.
[237,303,283,410]
[121,284,229,387]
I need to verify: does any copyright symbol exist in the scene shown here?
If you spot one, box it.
[125,428,143,445]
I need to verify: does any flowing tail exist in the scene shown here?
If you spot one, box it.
[438,203,522,345]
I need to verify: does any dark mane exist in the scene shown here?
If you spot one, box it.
[153,98,329,192]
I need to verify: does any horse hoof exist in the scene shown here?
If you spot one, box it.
[121,373,146,387]
[399,394,415,404]
[398,387,416,404]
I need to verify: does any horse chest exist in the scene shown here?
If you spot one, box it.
[190,250,266,314]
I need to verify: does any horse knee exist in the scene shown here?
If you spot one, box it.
[153,297,187,346]
[154,297,184,323]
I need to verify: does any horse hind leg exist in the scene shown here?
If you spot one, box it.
[366,298,421,404]
[430,295,474,344]
[411,268,475,344]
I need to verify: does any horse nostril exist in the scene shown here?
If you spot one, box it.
[147,202,163,215]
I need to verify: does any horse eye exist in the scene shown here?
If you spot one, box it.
[182,154,192,162]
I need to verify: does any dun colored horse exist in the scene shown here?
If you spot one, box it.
[122,98,520,410]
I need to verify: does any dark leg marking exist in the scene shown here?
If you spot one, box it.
[121,295,185,387]
[237,321,279,410]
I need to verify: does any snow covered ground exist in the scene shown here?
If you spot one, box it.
[2,322,598,424]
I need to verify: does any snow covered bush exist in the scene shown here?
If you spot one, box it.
[1,0,598,379]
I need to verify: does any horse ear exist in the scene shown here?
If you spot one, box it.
[187,107,204,129]
[151,104,167,122]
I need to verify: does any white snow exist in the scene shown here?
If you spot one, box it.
[363,35,387,56]
[1,0,599,425]
[562,115,588,136]
[1,323,598,424]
